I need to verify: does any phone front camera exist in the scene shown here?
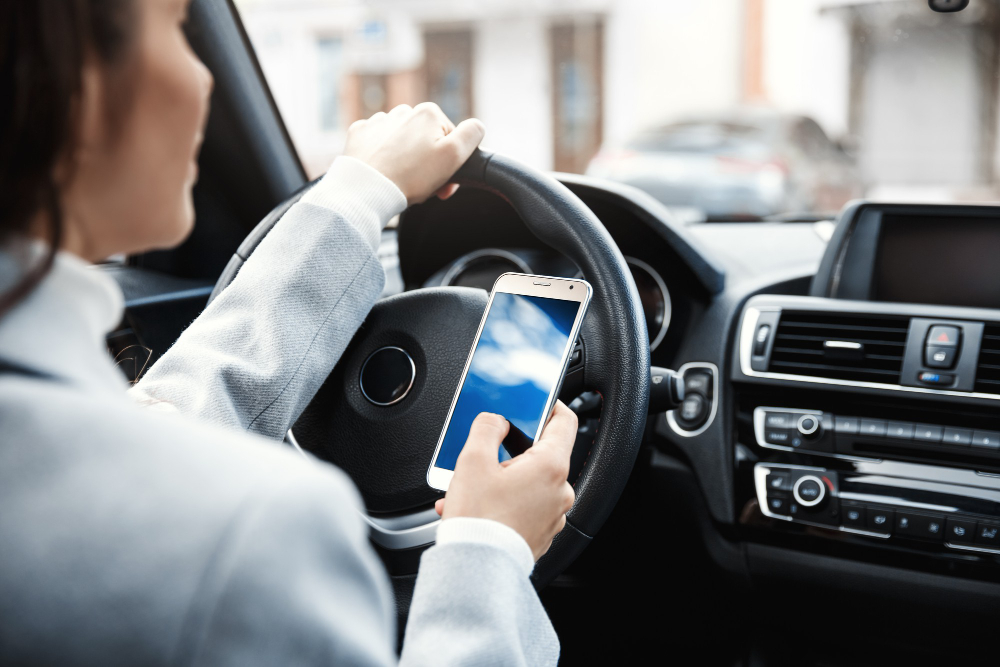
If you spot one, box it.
[569,285,574,290]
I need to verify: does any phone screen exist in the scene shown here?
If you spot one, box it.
[433,292,583,471]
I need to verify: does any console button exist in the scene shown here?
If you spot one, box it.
[767,471,792,492]
[685,372,712,397]
[763,412,795,428]
[913,424,944,443]
[886,421,914,440]
[679,393,708,427]
[976,521,1000,547]
[918,372,955,386]
[835,416,859,434]
[793,476,825,507]
[942,427,973,447]
[866,507,894,534]
[945,516,976,543]
[927,325,960,347]
[895,511,946,542]
[766,496,790,515]
[753,324,771,356]
[796,416,823,443]
[764,429,793,446]
[972,431,1000,450]
[842,503,866,528]
[925,345,957,369]
[859,419,887,438]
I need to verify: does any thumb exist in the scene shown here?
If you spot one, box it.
[441,118,486,167]
[455,412,509,469]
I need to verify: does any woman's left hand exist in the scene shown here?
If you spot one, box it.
[343,102,486,205]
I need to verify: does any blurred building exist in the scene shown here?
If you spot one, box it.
[237,0,1000,202]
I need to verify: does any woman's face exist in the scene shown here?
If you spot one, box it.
[61,0,213,261]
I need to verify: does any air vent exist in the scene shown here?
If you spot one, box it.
[975,324,1000,394]
[768,311,910,384]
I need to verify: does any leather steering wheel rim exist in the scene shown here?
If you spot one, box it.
[209,149,650,586]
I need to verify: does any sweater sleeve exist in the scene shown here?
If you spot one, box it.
[131,157,405,438]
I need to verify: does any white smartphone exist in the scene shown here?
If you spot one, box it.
[426,272,592,492]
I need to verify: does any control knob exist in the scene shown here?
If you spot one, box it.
[796,414,822,440]
[793,475,827,508]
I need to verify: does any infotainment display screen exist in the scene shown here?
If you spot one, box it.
[875,214,1000,309]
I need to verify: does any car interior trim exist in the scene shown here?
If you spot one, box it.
[739,305,1000,401]
[666,362,719,437]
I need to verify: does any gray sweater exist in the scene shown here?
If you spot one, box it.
[0,163,559,664]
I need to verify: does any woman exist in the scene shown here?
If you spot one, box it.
[0,0,578,664]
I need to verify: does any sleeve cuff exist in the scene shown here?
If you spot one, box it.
[435,517,535,578]
[300,156,408,251]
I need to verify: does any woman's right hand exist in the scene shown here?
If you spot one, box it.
[343,102,485,206]
[435,402,578,561]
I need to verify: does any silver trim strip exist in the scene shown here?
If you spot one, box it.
[824,340,862,350]
[442,248,532,287]
[359,346,416,407]
[625,256,672,351]
[285,428,440,550]
[666,362,720,437]
[739,306,1000,401]
[946,542,1000,556]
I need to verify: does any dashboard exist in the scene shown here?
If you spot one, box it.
[389,178,1000,654]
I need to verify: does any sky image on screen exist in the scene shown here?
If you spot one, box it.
[434,292,581,471]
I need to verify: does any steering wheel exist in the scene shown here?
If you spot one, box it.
[209,149,650,586]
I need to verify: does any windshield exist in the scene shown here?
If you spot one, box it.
[235,0,995,222]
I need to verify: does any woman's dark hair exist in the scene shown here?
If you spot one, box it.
[0,0,135,316]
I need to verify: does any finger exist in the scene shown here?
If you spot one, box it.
[533,401,578,460]
[435,183,460,200]
[499,458,515,468]
[434,498,445,516]
[439,118,486,167]
[388,103,412,117]
[455,412,510,468]
[348,118,367,132]
[415,101,455,132]
[368,111,387,124]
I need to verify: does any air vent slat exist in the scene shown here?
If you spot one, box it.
[976,325,1000,394]
[767,311,909,384]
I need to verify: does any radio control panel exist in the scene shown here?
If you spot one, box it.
[754,407,1000,468]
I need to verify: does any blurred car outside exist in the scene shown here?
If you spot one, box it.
[586,109,865,222]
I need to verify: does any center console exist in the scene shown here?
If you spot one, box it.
[732,203,1000,568]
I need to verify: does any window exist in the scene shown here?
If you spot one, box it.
[236,0,1000,217]
[317,37,343,132]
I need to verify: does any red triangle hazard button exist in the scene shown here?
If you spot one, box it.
[937,332,951,342]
